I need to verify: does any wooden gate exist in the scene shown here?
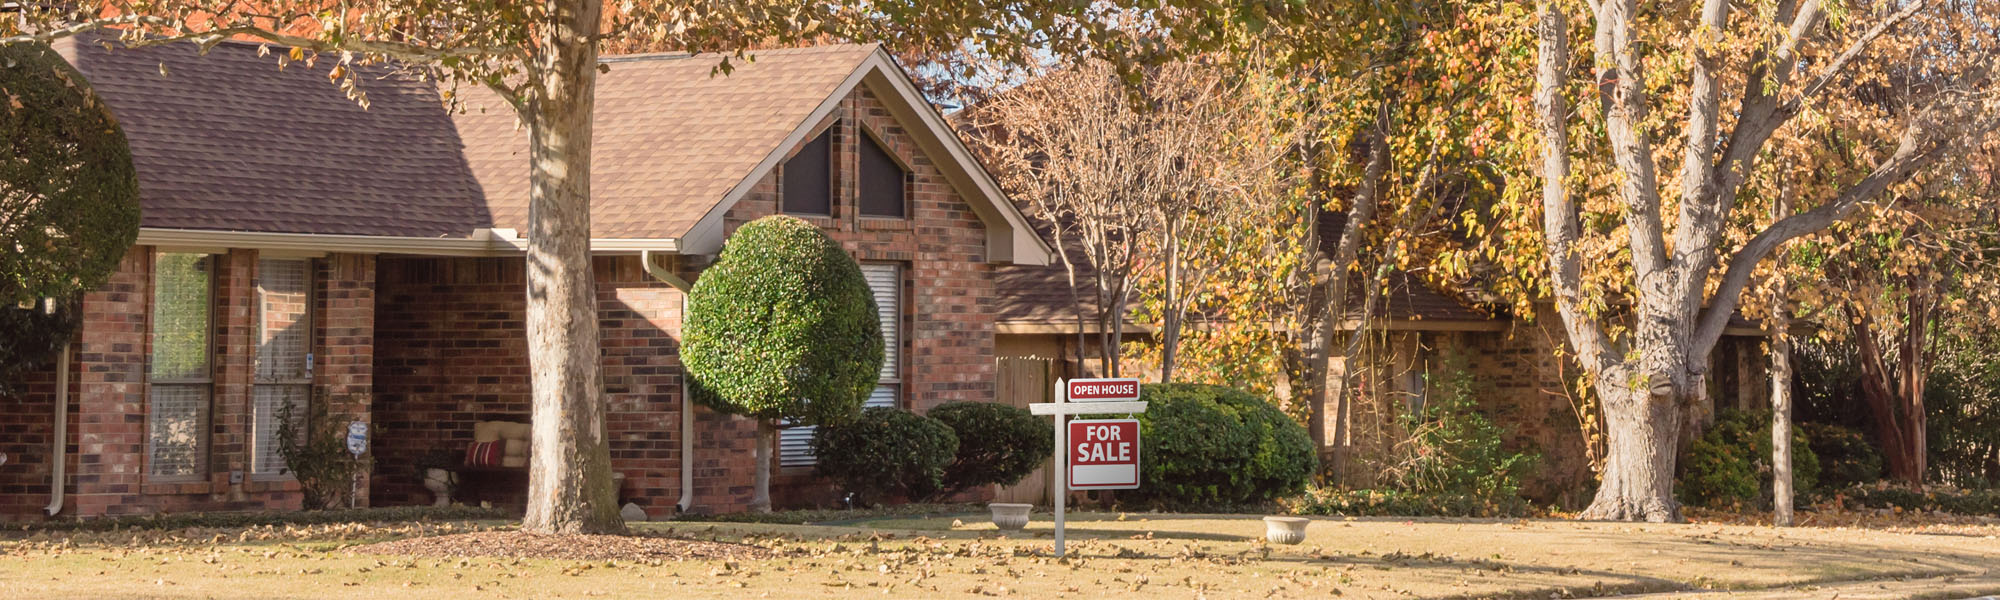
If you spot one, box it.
[992,356,1053,505]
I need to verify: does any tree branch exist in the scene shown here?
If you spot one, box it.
[1691,117,1965,356]
[1537,0,1622,376]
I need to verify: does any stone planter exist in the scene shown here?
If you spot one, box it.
[989,503,1032,531]
[1263,516,1309,545]
[422,468,459,507]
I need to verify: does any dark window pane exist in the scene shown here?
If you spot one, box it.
[782,132,832,215]
[857,134,907,217]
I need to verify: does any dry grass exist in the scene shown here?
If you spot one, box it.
[1,510,1995,599]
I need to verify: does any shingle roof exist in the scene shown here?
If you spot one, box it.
[59,36,879,241]
[57,33,492,238]
[449,45,878,239]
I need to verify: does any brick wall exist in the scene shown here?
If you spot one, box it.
[1,248,378,521]
[371,255,694,515]
[0,330,70,521]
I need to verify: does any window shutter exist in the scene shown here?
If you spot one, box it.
[779,263,902,467]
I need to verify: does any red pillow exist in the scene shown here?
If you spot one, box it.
[465,441,503,467]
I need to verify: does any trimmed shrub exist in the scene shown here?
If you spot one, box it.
[1803,422,1883,491]
[1679,409,1820,509]
[0,42,139,388]
[682,215,883,426]
[1835,485,2000,517]
[0,41,141,307]
[812,407,959,503]
[1124,383,1316,507]
[930,402,1053,497]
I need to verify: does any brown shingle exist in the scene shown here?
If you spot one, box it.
[59,33,492,238]
[450,45,878,240]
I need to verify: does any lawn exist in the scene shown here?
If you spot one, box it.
[2,509,1996,599]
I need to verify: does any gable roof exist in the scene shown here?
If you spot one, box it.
[57,35,1050,264]
[449,45,1050,263]
[450,45,872,242]
[54,33,491,240]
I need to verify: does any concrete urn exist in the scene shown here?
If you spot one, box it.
[422,468,458,507]
[1263,516,1309,545]
[989,503,1032,531]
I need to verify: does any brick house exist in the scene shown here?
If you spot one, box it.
[0,35,1049,521]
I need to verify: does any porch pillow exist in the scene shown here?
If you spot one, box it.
[465,441,504,468]
[501,438,529,468]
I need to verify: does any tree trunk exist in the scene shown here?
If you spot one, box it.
[1159,216,1181,383]
[1852,302,1929,488]
[520,0,622,536]
[1771,197,1795,527]
[1580,384,1685,522]
[751,420,775,513]
[1770,307,1794,527]
[1312,104,1392,464]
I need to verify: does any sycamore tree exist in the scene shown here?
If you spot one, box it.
[3,0,1249,532]
[1523,0,2000,520]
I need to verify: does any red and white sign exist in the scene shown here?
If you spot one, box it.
[1066,378,1141,402]
[1068,419,1140,489]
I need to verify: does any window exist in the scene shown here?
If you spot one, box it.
[149,252,214,478]
[780,263,902,467]
[253,259,313,477]
[781,130,832,215]
[857,133,907,218]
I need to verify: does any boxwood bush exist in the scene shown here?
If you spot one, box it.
[1679,409,1820,509]
[811,407,959,503]
[682,214,883,426]
[1124,383,1316,507]
[929,401,1052,497]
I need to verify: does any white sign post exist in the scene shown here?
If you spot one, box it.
[1029,377,1145,557]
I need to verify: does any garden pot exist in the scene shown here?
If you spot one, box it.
[1263,516,1309,545]
[989,503,1032,531]
[422,467,458,507]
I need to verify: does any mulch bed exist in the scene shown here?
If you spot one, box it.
[352,531,774,561]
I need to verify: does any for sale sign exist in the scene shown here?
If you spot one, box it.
[1066,378,1141,402]
[1068,419,1140,489]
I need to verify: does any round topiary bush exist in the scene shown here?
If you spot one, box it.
[930,401,1053,496]
[0,41,140,387]
[1126,383,1316,507]
[682,214,884,425]
[1679,409,1820,509]
[812,407,959,502]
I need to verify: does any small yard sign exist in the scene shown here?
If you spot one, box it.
[1066,377,1141,402]
[1027,378,1149,557]
[1068,419,1139,489]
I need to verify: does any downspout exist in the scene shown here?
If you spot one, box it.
[640,250,695,513]
[44,341,70,516]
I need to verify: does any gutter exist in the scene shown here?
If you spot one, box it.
[640,250,696,514]
[44,341,70,517]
